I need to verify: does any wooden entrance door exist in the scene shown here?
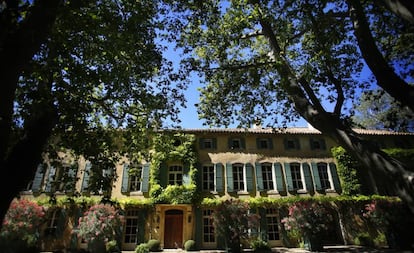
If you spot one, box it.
[164,210,183,248]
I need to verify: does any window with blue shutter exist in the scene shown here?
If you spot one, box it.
[45,166,56,193]
[121,164,130,193]
[284,163,294,191]
[311,162,322,191]
[274,163,285,192]
[302,163,314,192]
[226,163,234,192]
[284,138,300,150]
[255,163,264,191]
[310,138,326,150]
[256,138,273,149]
[246,163,254,192]
[215,163,223,192]
[199,138,217,149]
[141,164,150,193]
[228,137,245,150]
[65,164,78,193]
[32,164,45,193]
[329,163,341,192]
[81,162,91,193]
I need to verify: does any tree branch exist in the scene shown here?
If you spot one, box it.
[347,0,414,112]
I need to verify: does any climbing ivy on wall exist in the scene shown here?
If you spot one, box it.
[331,146,362,196]
[149,132,199,204]
[331,146,414,196]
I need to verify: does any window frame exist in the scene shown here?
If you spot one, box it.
[128,165,143,192]
[266,208,280,241]
[202,164,215,192]
[168,164,183,185]
[232,163,245,192]
[202,209,215,244]
[261,163,275,191]
[317,162,331,190]
[290,163,304,191]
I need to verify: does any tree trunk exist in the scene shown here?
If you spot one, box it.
[0,106,58,230]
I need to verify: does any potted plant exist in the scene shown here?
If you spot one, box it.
[281,201,333,251]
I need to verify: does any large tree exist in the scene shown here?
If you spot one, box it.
[167,0,414,222]
[0,0,185,228]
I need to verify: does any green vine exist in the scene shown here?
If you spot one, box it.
[331,146,362,195]
[149,132,199,204]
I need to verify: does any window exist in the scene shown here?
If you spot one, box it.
[202,165,215,191]
[317,163,331,190]
[257,138,272,149]
[266,208,280,240]
[129,166,143,192]
[261,163,274,191]
[203,209,215,243]
[168,165,183,185]
[233,164,245,191]
[284,138,300,150]
[228,137,245,150]
[44,209,60,236]
[200,138,216,149]
[310,138,326,150]
[290,163,303,190]
[124,210,139,244]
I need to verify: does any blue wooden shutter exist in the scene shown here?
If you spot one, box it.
[195,209,203,249]
[66,165,78,192]
[284,163,294,191]
[121,164,130,193]
[141,164,150,192]
[137,210,147,243]
[310,138,316,150]
[183,163,190,185]
[212,138,217,149]
[32,164,45,193]
[226,163,234,192]
[311,162,322,191]
[259,208,268,239]
[246,163,254,192]
[302,163,314,192]
[320,139,326,150]
[329,162,341,192]
[159,162,168,187]
[199,138,205,149]
[240,138,246,149]
[45,166,56,193]
[268,138,273,149]
[295,138,301,150]
[274,162,285,192]
[228,138,233,149]
[255,163,264,191]
[81,162,91,193]
[283,138,289,150]
[215,163,223,192]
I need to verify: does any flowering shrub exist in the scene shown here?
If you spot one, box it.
[76,204,124,249]
[211,198,259,253]
[362,199,401,230]
[0,199,45,247]
[281,201,333,237]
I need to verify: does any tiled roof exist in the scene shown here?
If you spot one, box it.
[164,127,414,136]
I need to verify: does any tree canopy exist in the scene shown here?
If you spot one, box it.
[165,0,414,215]
[0,0,187,227]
